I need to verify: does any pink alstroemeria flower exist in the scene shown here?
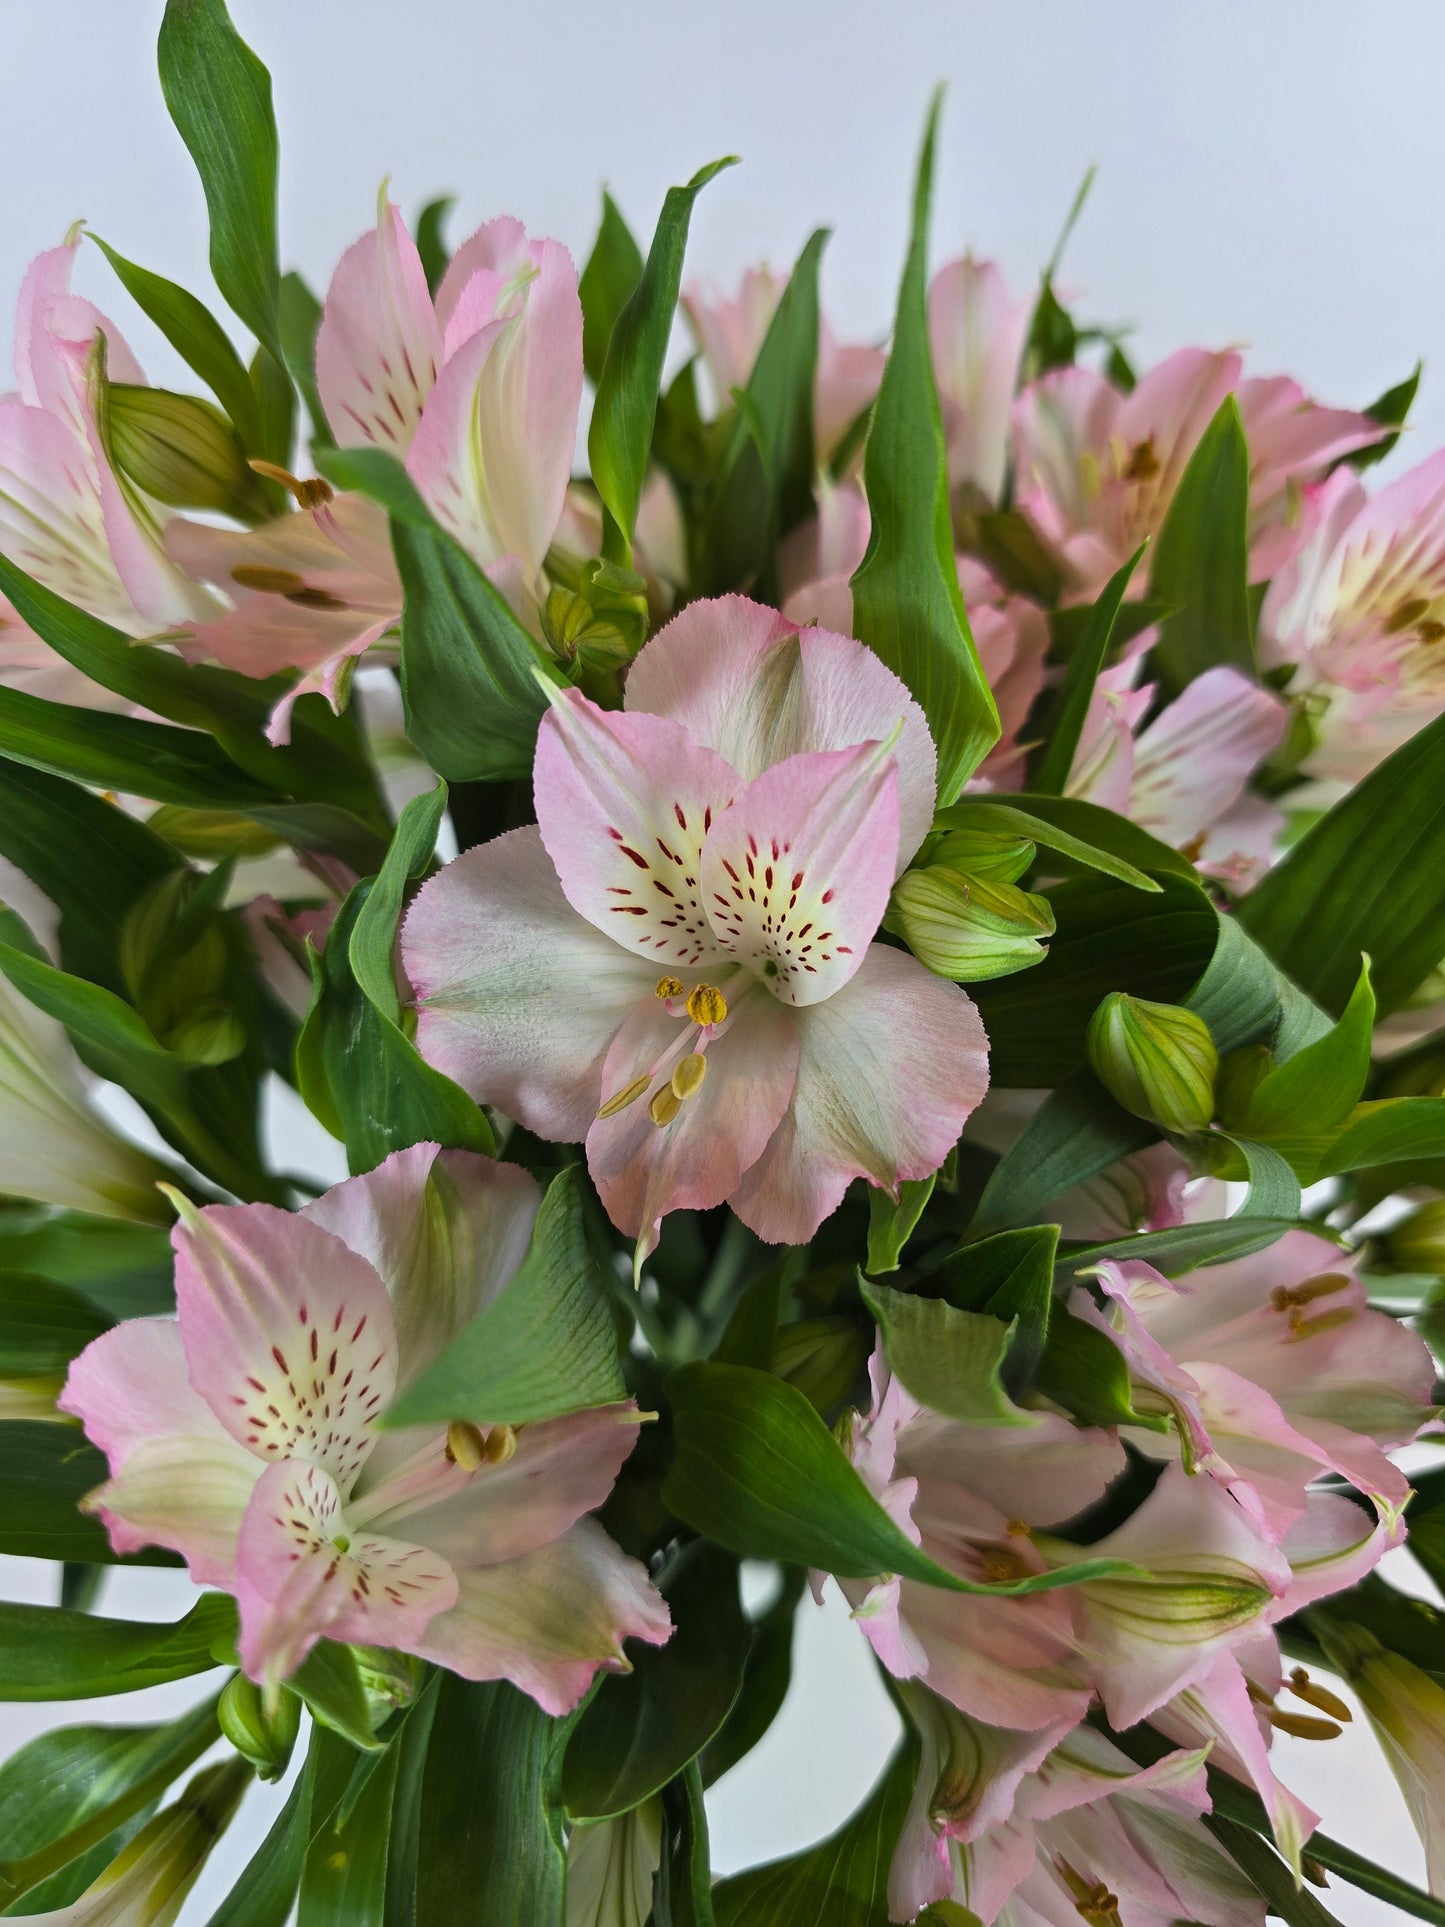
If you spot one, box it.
[404,595,989,1262]
[0,235,217,663]
[1260,451,1445,783]
[928,255,1035,507]
[59,1143,669,1710]
[1010,347,1376,601]
[682,268,885,462]
[1075,1230,1435,1539]
[1063,654,1288,881]
[888,1695,1258,1927]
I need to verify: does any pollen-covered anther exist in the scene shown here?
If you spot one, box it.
[231,564,308,595]
[249,459,334,508]
[685,983,727,1028]
[445,1420,488,1471]
[484,1422,517,1465]
[671,1052,708,1101]
[1271,1272,1351,1313]
[1005,1518,1032,1538]
[649,1085,682,1127]
[1266,1707,1343,1741]
[655,975,685,1000]
[1289,1667,1352,1722]
[597,1074,652,1120]
[981,1544,1032,1585]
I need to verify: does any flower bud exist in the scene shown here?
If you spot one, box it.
[929,828,1036,885]
[1087,993,1218,1134]
[105,384,270,522]
[219,1672,300,1780]
[885,868,1054,983]
[1386,1200,1445,1275]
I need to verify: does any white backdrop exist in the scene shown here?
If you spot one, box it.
[2,1,1444,1919]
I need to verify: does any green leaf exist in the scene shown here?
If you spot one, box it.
[654,1760,714,1927]
[700,1568,806,1787]
[1059,1217,1300,1280]
[384,1167,625,1428]
[1031,546,1145,793]
[415,196,456,297]
[1207,1815,1344,1927]
[349,783,447,1020]
[417,1675,579,1927]
[280,269,329,446]
[288,1641,381,1752]
[0,1271,107,1378]
[850,93,999,802]
[206,1721,354,1927]
[970,1067,1156,1232]
[663,1362,1132,1597]
[0,1593,234,1699]
[579,190,645,386]
[1237,956,1375,1141]
[0,1421,184,1566]
[699,228,827,598]
[563,1544,749,1821]
[929,1223,1057,1393]
[935,797,1171,891]
[1034,1304,1153,1430]
[1237,705,1445,1015]
[865,1176,935,1273]
[1350,363,1420,471]
[393,509,556,784]
[860,1282,1026,1426]
[298,1734,402,1927]
[157,0,283,365]
[1219,1134,1304,1219]
[1183,910,1330,1059]
[90,236,263,450]
[0,1210,174,1321]
[1318,1096,1445,1176]
[712,1741,916,1926]
[1147,396,1253,694]
[589,157,738,562]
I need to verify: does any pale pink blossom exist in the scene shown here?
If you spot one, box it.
[1010,348,1375,601]
[403,595,988,1264]
[60,1143,668,1710]
[1260,452,1445,782]
[928,255,1034,506]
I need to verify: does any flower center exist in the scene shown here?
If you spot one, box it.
[596,976,740,1129]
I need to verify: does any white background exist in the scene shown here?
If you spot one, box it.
[2,1,1444,1918]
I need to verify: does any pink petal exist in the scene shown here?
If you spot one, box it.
[624,594,938,868]
[302,1141,541,1391]
[533,689,740,970]
[434,216,532,340]
[897,1409,1127,1532]
[173,1201,397,1495]
[59,1316,235,1468]
[14,239,145,432]
[928,255,1034,504]
[731,944,989,1245]
[404,825,659,1141]
[81,1436,261,1588]
[586,989,801,1260]
[1127,667,1287,847]
[316,197,441,454]
[699,741,900,1004]
[235,1458,457,1687]
[886,1576,1092,1731]
[1272,1489,1396,1618]
[414,1516,672,1716]
[680,267,784,406]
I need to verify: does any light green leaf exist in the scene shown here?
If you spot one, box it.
[1147,396,1253,693]
[1060,1217,1301,1279]
[1238,956,1375,1141]
[384,1166,625,1428]
[865,1176,935,1274]
[288,1641,381,1753]
[580,190,645,387]
[348,783,447,1022]
[1034,1306,1155,1431]
[1317,1097,1445,1177]
[931,1223,1057,1394]
[936,798,1165,892]
[850,93,999,801]
[861,1282,1028,1426]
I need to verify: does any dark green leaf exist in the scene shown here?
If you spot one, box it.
[589,158,737,562]
[653,1760,714,1927]
[663,1362,1131,1596]
[1031,546,1145,793]
[0,1210,173,1320]
[280,269,329,447]
[930,1223,1056,1392]
[0,1423,137,1568]
[251,331,296,468]
[206,1721,354,1927]
[289,1641,380,1752]
[0,1593,234,1699]
[415,196,456,298]
[384,1166,625,1428]
[1059,1216,1300,1279]
[564,1544,749,1821]
[850,94,999,801]
[157,0,283,364]
[579,190,645,387]
[860,1282,1023,1425]
[299,1735,401,1927]
[1237,706,1445,1015]
[1350,363,1421,471]
[1147,396,1253,693]
[970,1067,1157,1233]
[0,1272,107,1377]
[700,1568,806,1787]
[1034,1306,1152,1430]
[1183,910,1330,1060]
[1213,1134,1303,1219]
[1207,1815,1344,1926]
[348,784,446,1021]
[935,797,1168,892]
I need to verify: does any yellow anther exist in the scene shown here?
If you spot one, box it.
[1121,436,1160,482]
[484,1422,517,1465]
[231,564,308,595]
[671,1053,708,1101]
[1286,1306,1354,1342]
[445,1420,488,1471]
[597,1074,652,1120]
[1006,1519,1032,1538]
[1266,1708,1343,1741]
[686,983,728,1028]
[249,459,334,508]
[649,1084,682,1127]
[1271,1272,1351,1312]
[1289,1668,1352,1723]
[655,975,685,1000]
[981,1546,1032,1585]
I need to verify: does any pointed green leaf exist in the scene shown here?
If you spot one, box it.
[415,196,456,297]
[0,1593,235,1699]
[1317,1096,1445,1176]
[1240,956,1375,1140]
[935,797,1166,892]
[865,1175,935,1274]
[861,1282,1027,1426]
[970,1066,1157,1233]
[0,1421,179,1566]
[580,190,645,386]
[1031,545,1146,793]
[1147,395,1253,693]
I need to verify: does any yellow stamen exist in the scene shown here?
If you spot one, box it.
[1286,1306,1354,1342]
[1267,1708,1343,1741]
[249,458,334,508]
[1121,436,1160,482]
[1006,1519,1032,1538]
[981,1546,1033,1585]
[231,564,308,594]
[597,1074,652,1120]
[649,1085,682,1127]
[686,983,727,1028]
[445,1420,488,1471]
[484,1423,517,1465]
[1289,1668,1352,1722]
[655,975,685,1000]
[672,1053,708,1101]
[1271,1272,1351,1312]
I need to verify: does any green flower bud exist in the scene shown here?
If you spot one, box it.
[928,828,1036,885]
[885,868,1054,982]
[106,384,269,521]
[219,1672,300,1781]
[1087,992,1218,1133]
[1386,1200,1445,1275]
[1215,1042,1274,1127]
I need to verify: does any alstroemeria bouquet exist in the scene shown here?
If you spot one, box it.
[3,8,1445,1926]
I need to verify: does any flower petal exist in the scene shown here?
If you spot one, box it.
[1127,666,1287,848]
[173,1201,397,1495]
[699,742,899,1004]
[59,1316,236,1467]
[534,689,741,969]
[0,398,145,633]
[235,1458,457,1687]
[316,196,441,453]
[624,594,938,868]
[405,825,662,1146]
[83,1436,260,1588]
[928,255,1033,504]
[414,1516,671,1716]
[731,944,988,1245]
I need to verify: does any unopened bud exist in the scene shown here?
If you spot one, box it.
[1087,992,1218,1134]
[219,1672,300,1780]
[929,828,1036,885]
[885,868,1054,982]
[107,384,268,521]
[1386,1199,1445,1275]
